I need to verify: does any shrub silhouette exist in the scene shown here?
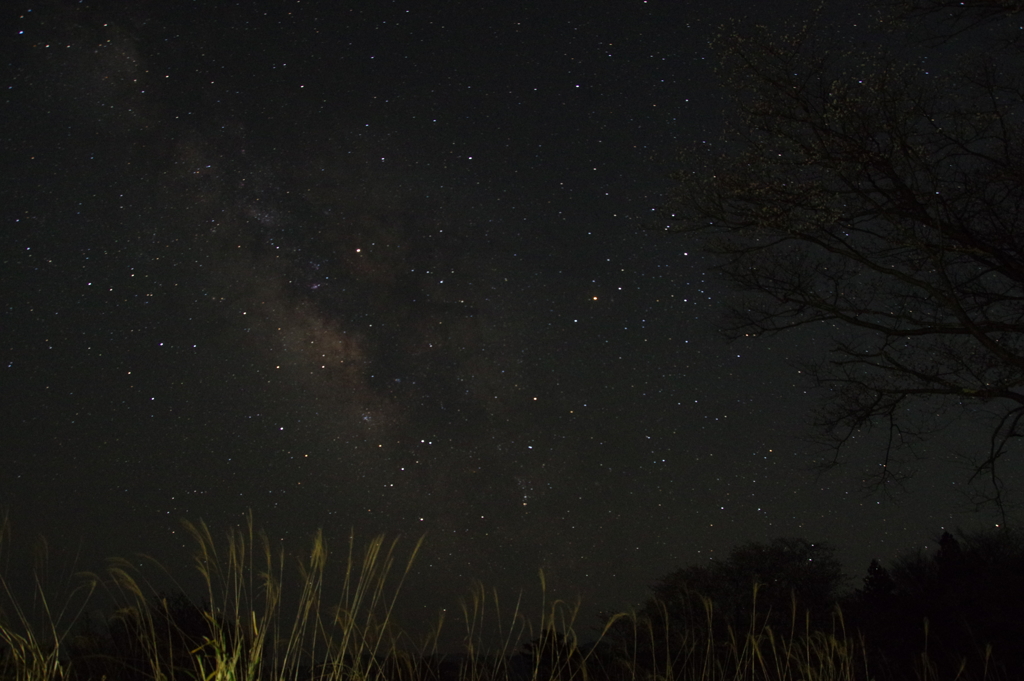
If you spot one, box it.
[66,591,226,681]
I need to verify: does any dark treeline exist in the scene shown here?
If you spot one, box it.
[597,531,1024,681]
[847,530,1024,680]
[26,528,1023,681]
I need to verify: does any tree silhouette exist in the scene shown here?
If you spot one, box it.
[846,528,1024,680]
[663,0,1024,514]
[652,538,843,633]
[859,558,896,607]
[605,538,844,680]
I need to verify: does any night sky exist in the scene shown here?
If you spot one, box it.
[0,0,1000,634]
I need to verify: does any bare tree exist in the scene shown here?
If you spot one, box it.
[665,1,1024,517]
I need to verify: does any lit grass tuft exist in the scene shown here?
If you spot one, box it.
[104,514,427,681]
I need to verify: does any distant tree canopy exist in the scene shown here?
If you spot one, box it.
[664,0,1024,513]
[847,528,1024,680]
[601,538,844,680]
[649,538,844,631]
[607,531,1024,681]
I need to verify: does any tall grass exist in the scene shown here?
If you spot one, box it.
[0,513,95,681]
[597,588,870,681]
[101,516,428,681]
[0,515,996,681]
